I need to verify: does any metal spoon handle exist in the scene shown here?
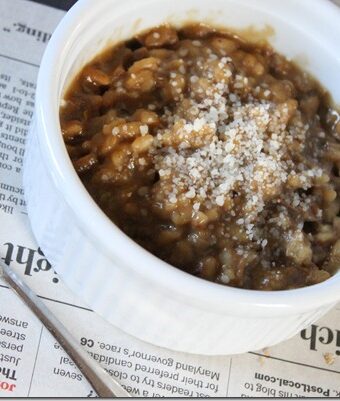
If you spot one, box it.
[0,260,130,398]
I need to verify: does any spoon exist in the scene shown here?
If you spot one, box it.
[0,260,130,398]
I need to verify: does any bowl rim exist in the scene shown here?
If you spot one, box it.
[34,0,340,316]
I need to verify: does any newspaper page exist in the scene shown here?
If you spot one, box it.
[0,0,339,397]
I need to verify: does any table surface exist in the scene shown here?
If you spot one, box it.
[28,0,77,11]
[28,0,340,11]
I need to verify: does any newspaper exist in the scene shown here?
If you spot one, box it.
[0,0,339,397]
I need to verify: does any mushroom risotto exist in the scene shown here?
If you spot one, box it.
[60,24,340,290]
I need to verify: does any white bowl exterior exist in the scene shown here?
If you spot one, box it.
[24,124,335,354]
[24,0,340,354]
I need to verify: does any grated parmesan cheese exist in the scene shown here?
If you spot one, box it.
[141,45,323,242]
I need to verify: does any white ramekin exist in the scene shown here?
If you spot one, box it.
[23,0,340,355]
